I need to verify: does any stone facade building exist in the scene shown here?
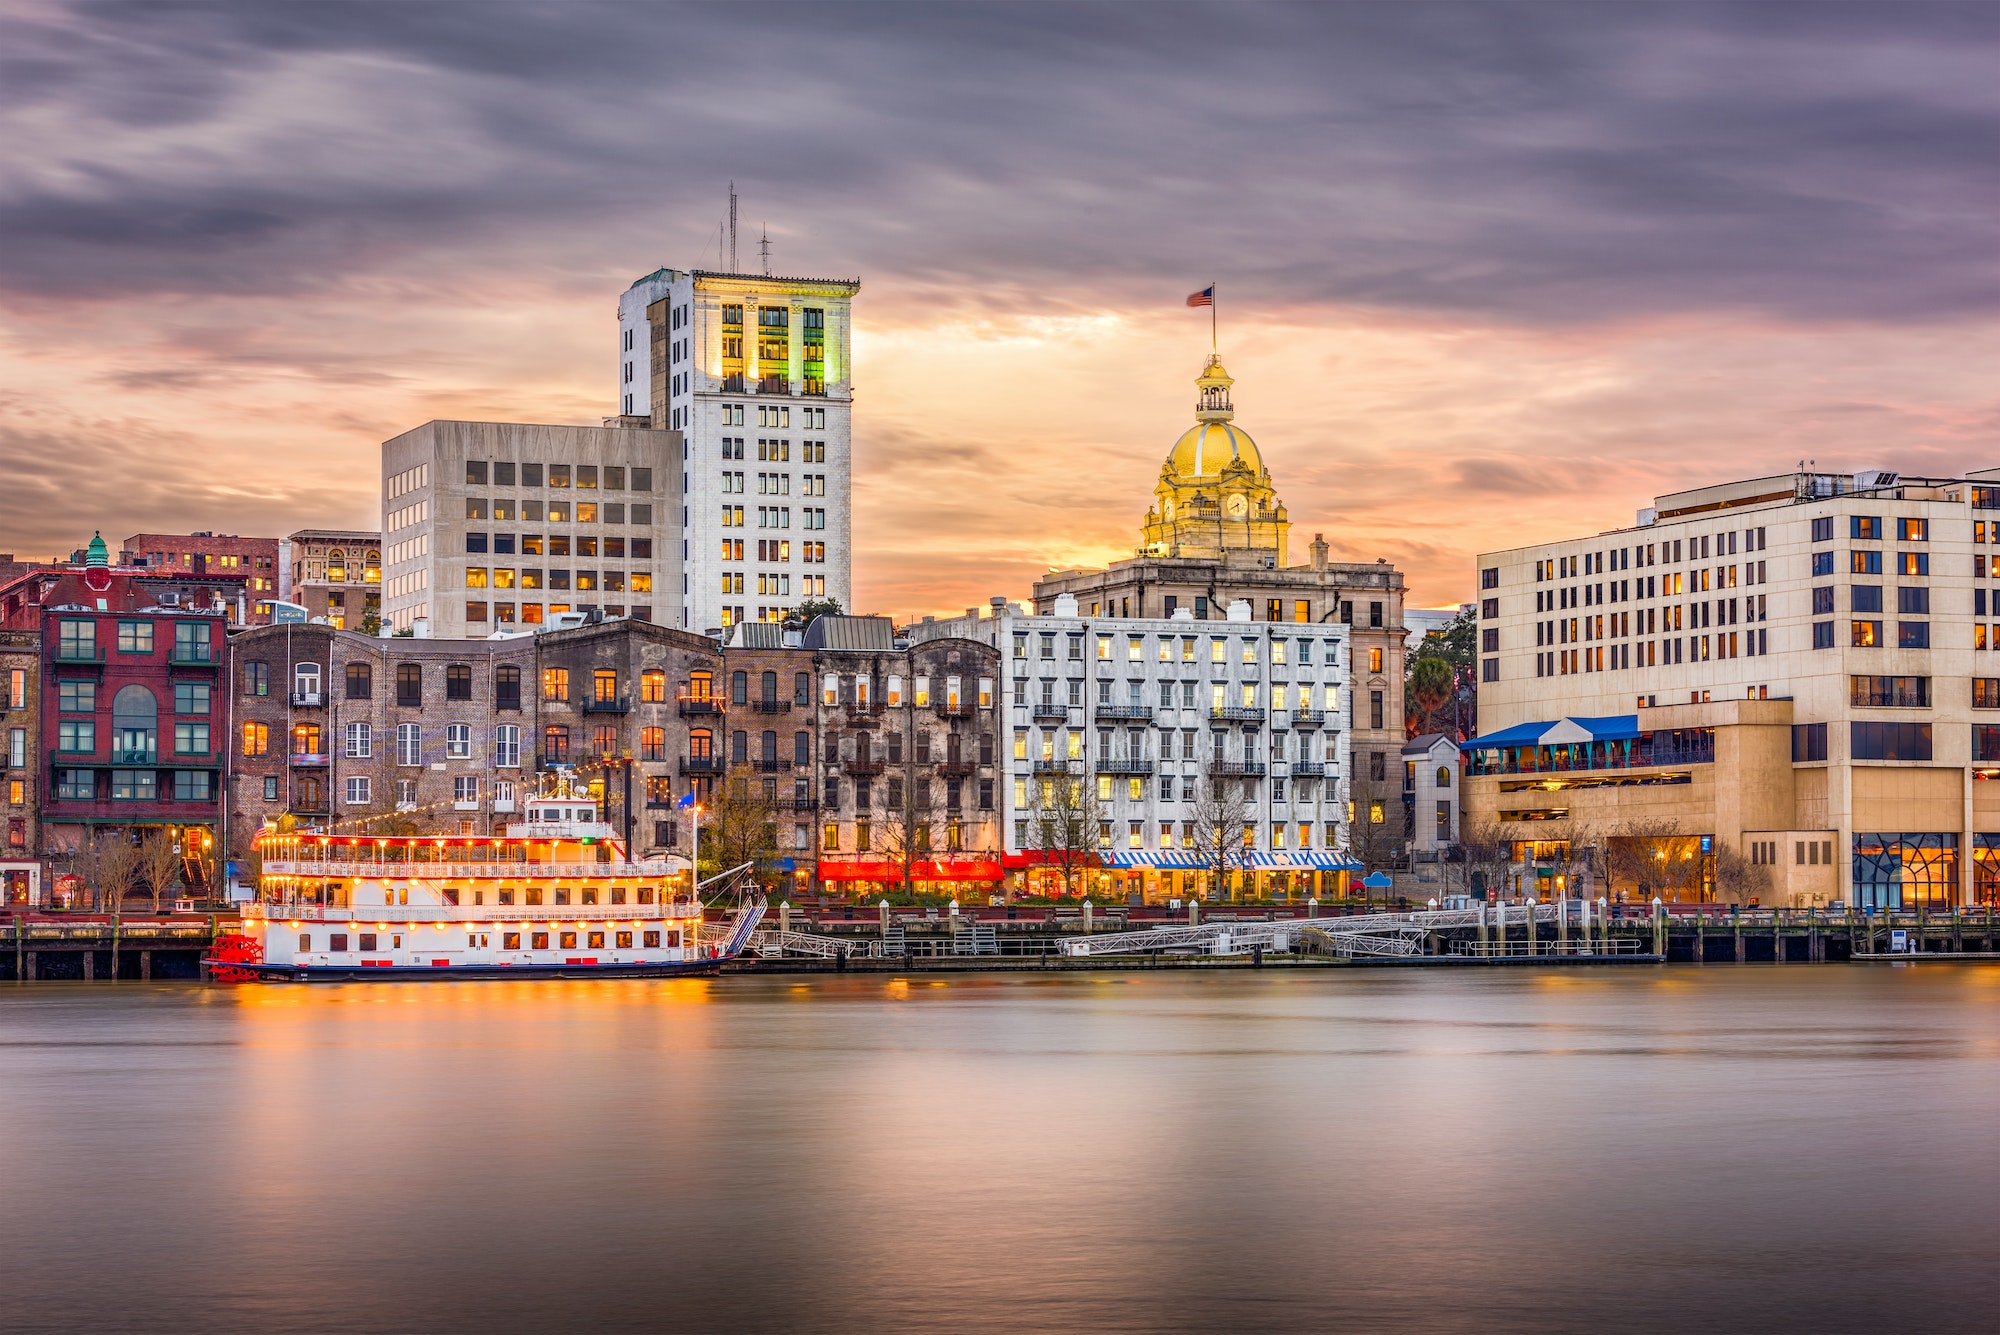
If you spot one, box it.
[281,528,381,630]
[1033,359,1409,812]
[225,619,723,867]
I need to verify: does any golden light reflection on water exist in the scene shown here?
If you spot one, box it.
[2,968,1997,1333]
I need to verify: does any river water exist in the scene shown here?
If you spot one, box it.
[1,966,1996,1334]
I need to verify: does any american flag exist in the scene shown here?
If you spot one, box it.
[1186,285,1214,308]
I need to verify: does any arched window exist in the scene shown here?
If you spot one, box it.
[495,665,521,710]
[112,684,158,762]
[345,662,372,700]
[1437,766,1452,789]
[760,730,777,763]
[731,730,748,763]
[294,661,322,700]
[760,670,777,703]
[641,670,666,703]
[326,549,347,582]
[731,670,748,705]
[794,731,811,765]
[688,670,712,701]
[446,665,472,700]
[640,727,666,762]
[689,728,712,759]
[794,671,811,705]
[363,550,381,582]
[296,775,325,811]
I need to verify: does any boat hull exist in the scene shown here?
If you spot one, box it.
[207,957,728,983]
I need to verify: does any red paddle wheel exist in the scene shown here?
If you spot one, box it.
[205,932,263,983]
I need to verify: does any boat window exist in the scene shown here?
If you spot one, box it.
[531,932,549,949]
[553,888,570,905]
[581,888,598,905]
[525,888,543,906]
[499,889,515,906]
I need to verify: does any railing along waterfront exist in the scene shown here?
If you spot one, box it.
[242,902,702,922]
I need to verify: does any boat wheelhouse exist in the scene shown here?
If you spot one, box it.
[223,779,760,981]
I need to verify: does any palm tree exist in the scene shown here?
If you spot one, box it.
[1407,655,1455,738]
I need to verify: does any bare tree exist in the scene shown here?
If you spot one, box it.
[879,771,939,898]
[140,826,182,913]
[1187,759,1253,901]
[1457,818,1517,902]
[1029,769,1100,899]
[1710,840,1773,907]
[1554,822,1607,902]
[704,776,781,888]
[1345,776,1402,874]
[1605,820,1709,903]
[76,828,141,913]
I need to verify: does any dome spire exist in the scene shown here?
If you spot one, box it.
[1194,355,1234,424]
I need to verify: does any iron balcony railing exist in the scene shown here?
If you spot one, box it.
[679,756,724,775]
[169,649,218,667]
[54,646,105,663]
[676,696,723,716]
[751,699,793,713]
[1096,757,1154,776]
[1289,709,1326,727]
[1288,761,1327,778]
[582,697,631,715]
[843,756,885,775]
[937,758,980,776]
[290,691,325,707]
[1214,760,1266,777]
[1093,703,1155,721]
[1031,703,1069,721]
[1032,759,1075,774]
[1212,706,1267,723]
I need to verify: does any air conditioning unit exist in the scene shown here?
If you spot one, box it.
[156,592,180,606]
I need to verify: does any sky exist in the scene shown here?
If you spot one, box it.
[2,1,1995,619]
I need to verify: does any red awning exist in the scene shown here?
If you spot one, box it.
[1001,850,1104,870]
[816,859,1004,882]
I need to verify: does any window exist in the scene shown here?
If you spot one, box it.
[1851,620,1881,648]
[58,720,96,753]
[294,723,322,757]
[58,618,97,660]
[345,662,372,699]
[1480,568,1499,589]
[1850,676,1929,708]
[496,665,521,711]
[117,620,153,654]
[263,776,279,800]
[1898,517,1927,542]
[543,668,569,702]
[1851,550,1881,575]
[1812,551,1835,577]
[242,721,269,756]
[1851,516,1881,540]
[1975,680,2000,710]
[1974,726,2000,763]
[173,721,210,755]
[396,664,422,706]
[1851,586,1882,613]
[641,670,666,703]
[496,725,521,768]
[58,680,95,712]
[454,775,479,803]
[345,722,372,758]
[1850,722,1931,762]
[242,660,268,697]
[173,771,211,802]
[1899,552,1929,577]
[111,770,157,801]
[1898,622,1930,650]
[1368,647,1383,673]
[641,726,666,762]
[1813,621,1836,650]
[446,664,472,700]
[1369,691,1384,730]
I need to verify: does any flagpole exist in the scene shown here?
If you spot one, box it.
[1211,282,1217,353]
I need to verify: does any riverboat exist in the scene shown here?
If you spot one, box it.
[210,778,763,982]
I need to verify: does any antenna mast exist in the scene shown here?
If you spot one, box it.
[728,181,738,273]
[759,224,771,276]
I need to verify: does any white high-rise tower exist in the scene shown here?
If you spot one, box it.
[616,265,858,632]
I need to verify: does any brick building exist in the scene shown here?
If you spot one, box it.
[281,528,381,630]
[0,538,246,894]
[122,532,280,619]
[225,617,724,866]
[2,628,40,902]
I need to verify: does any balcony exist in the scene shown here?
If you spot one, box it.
[1288,761,1327,778]
[169,649,219,668]
[291,752,329,767]
[1211,706,1266,725]
[932,698,974,718]
[290,691,325,708]
[757,375,789,395]
[1097,757,1154,776]
[676,696,724,717]
[53,646,105,665]
[1031,703,1069,722]
[845,700,886,718]
[937,757,979,776]
[1094,703,1155,721]
[1215,760,1266,777]
[679,755,724,775]
[1289,709,1325,728]
[742,758,791,773]
[844,756,885,775]
[582,697,631,715]
[771,798,819,812]
[1032,759,1075,774]
[750,698,793,714]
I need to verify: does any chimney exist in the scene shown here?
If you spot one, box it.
[1310,533,1328,572]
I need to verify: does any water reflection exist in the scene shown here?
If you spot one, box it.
[0,968,1996,1333]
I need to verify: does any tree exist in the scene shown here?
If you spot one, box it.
[72,828,142,913]
[1029,769,1100,899]
[140,826,182,913]
[702,777,781,889]
[1604,820,1709,903]
[879,771,940,898]
[1406,655,1455,739]
[1406,606,1478,739]
[1711,841,1773,906]
[792,596,844,622]
[1345,776,1402,873]
[1457,818,1518,902]
[1186,758,1253,901]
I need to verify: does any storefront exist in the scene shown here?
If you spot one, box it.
[816,857,1005,901]
[1096,850,1361,903]
[1,860,40,906]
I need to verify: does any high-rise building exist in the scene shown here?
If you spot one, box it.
[616,267,858,633]
[378,420,680,638]
[1466,467,2000,906]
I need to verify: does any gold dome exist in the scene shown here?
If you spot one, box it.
[1167,420,1262,480]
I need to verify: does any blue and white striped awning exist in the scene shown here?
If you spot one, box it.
[1098,850,1362,871]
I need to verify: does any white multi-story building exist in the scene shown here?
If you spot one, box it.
[1469,466,2000,906]
[912,595,1356,902]
[378,420,679,638]
[615,267,858,634]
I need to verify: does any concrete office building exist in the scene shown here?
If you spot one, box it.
[615,267,858,633]
[1466,467,2000,907]
[378,420,680,639]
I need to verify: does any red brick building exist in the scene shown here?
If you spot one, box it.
[0,538,249,896]
[121,531,280,621]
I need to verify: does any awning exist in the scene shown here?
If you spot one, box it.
[1465,715,1640,750]
[1001,850,1105,870]
[1241,850,1365,871]
[815,859,1004,881]
[1099,850,1363,872]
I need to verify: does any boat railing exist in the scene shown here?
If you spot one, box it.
[259,859,683,879]
[244,902,706,923]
